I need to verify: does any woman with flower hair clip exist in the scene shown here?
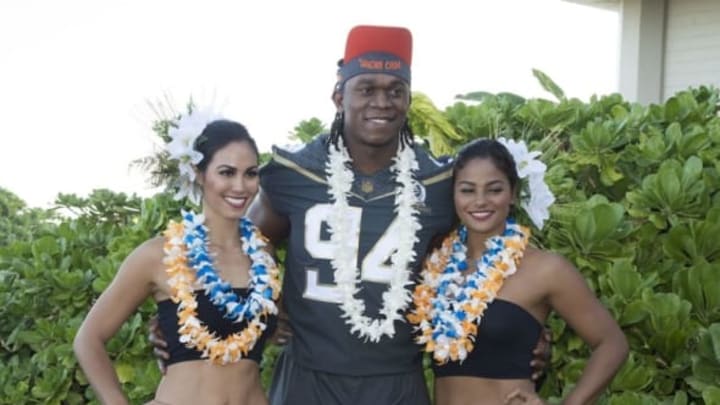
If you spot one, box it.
[73,111,281,405]
[408,138,629,405]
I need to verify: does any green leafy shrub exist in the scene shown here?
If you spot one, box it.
[2,77,719,403]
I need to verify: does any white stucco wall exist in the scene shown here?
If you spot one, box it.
[618,0,666,103]
[663,0,720,98]
[565,0,720,102]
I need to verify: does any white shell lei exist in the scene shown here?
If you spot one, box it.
[325,137,422,342]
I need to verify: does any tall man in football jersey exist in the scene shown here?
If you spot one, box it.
[149,24,548,404]
[250,25,459,405]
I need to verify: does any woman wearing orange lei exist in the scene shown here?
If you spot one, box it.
[409,139,628,404]
[74,111,281,405]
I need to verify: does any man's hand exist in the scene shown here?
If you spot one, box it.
[531,327,552,382]
[148,316,169,374]
[268,303,292,346]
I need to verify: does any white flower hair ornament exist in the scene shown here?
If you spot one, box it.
[166,109,222,205]
[497,137,556,229]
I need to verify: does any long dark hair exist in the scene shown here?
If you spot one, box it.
[194,120,259,172]
[453,138,519,192]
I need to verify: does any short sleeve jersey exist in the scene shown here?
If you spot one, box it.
[260,134,455,376]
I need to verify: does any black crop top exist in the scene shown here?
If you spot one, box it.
[157,288,276,365]
[433,299,542,379]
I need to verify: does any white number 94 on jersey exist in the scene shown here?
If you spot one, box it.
[303,203,402,303]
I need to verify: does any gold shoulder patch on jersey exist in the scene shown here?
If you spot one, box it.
[422,168,453,186]
[273,154,328,185]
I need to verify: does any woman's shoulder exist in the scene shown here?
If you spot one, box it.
[522,246,575,276]
[135,235,166,257]
[518,248,579,299]
[120,236,167,273]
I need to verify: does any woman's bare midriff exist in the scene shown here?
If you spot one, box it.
[152,359,267,405]
[434,376,535,405]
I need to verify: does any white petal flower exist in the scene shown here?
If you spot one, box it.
[164,108,222,203]
[518,157,547,179]
[522,175,555,228]
[497,137,555,229]
[169,109,220,146]
[498,137,546,178]
[177,162,196,181]
[188,150,204,165]
[166,139,194,160]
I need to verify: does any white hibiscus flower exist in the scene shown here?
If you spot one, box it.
[166,108,222,204]
[497,137,546,178]
[497,137,555,229]
[522,174,556,229]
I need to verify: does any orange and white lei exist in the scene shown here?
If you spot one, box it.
[162,215,281,365]
[407,220,530,364]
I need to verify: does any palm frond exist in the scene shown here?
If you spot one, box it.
[409,91,463,157]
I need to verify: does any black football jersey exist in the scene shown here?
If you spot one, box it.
[260,134,454,376]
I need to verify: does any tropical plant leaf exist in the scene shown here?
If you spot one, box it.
[532,68,565,101]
